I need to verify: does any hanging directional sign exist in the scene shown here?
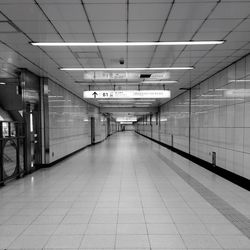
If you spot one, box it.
[83,90,171,99]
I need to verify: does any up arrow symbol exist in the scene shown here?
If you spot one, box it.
[92,92,98,98]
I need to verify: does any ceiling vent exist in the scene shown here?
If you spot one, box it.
[140,74,151,78]
[0,21,19,33]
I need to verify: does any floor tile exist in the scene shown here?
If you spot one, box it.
[147,223,179,234]
[80,235,116,248]
[116,235,150,248]
[85,223,116,234]
[149,235,186,248]
[117,223,147,234]
[8,235,50,249]
[45,235,82,249]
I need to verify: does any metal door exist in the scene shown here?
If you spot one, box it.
[91,117,95,144]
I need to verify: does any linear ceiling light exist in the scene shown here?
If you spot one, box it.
[61,67,193,71]
[31,41,224,46]
[143,80,178,84]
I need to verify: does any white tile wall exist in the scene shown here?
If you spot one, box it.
[48,80,108,163]
[137,54,250,179]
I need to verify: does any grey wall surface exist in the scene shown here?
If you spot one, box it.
[137,54,250,180]
[47,80,110,163]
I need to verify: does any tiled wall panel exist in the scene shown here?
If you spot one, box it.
[48,81,108,163]
[137,54,250,180]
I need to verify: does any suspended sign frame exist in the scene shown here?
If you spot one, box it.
[83,90,171,99]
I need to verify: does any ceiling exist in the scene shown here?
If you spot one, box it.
[0,0,250,118]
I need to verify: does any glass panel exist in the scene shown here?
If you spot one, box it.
[3,140,17,177]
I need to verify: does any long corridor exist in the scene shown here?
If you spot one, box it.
[0,132,250,249]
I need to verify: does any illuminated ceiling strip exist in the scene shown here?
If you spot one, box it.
[61,67,193,71]
[31,41,224,46]
[143,80,178,84]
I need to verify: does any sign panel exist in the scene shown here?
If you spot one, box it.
[83,90,171,99]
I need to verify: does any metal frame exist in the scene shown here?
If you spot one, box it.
[0,121,25,186]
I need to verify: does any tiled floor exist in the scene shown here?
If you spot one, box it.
[0,131,250,249]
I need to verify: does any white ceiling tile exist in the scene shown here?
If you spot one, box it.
[129,3,171,20]
[40,4,87,21]
[226,31,250,42]
[206,50,236,57]
[235,19,250,32]
[37,0,80,3]
[48,50,76,59]
[163,20,203,33]
[128,32,159,42]
[193,31,228,40]
[95,33,126,42]
[130,0,172,3]
[91,21,126,33]
[151,57,175,65]
[28,33,63,42]
[198,57,225,63]
[185,45,214,51]
[213,41,246,50]
[169,3,216,20]
[61,33,95,42]
[231,49,250,58]
[15,20,55,34]
[85,3,126,20]
[0,21,18,32]
[210,2,250,19]
[199,19,241,32]
[70,46,99,52]
[0,3,46,21]
[161,32,194,41]
[56,58,81,67]
[83,0,126,3]
[0,13,7,21]
[0,33,29,45]
[180,50,208,58]
[175,57,199,65]
[53,21,92,33]
[101,51,126,59]
[129,20,164,33]
[128,51,153,59]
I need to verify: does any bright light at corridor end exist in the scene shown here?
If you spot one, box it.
[61,67,193,71]
[31,41,224,46]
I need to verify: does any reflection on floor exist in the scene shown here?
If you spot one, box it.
[0,131,249,249]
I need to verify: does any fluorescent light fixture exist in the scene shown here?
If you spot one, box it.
[200,94,222,97]
[116,117,137,122]
[143,80,178,84]
[31,41,224,46]
[134,103,152,105]
[193,98,244,101]
[62,67,193,71]
[0,82,6,85]
[228,79,250,83]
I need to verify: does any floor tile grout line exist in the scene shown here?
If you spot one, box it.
[147,148,225,249]
[154,147,250,239]
[132,150,152,250]
[144,150,190,250]
[114,158,123,250]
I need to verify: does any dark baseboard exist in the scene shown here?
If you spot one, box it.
[136,131,250,191]
[40,137,107,168]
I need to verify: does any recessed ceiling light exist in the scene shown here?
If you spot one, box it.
[31,41,224,46]
[61,67,193,71]
[0,82,6,85]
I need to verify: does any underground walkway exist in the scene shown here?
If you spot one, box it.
[0,131,250,249]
